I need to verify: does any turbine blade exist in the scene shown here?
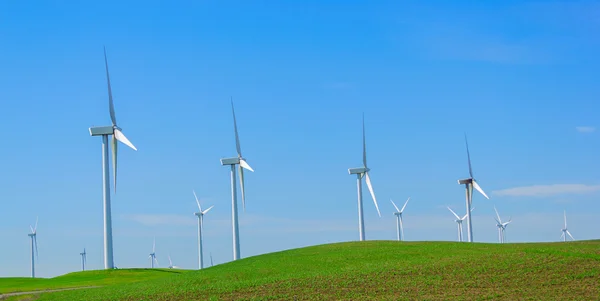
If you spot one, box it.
[169,255,172,266]
[114,129,137,151]
[231,99,242,157]
[362,113,367,167]
[472,181,489,199]
[153,237,156,253]
[112,135,118,193]
[447,207,461,220]
[34,236,38,258]
[464,133,473,179]
[567,230,574,240]
[239,159,254,172]
[193,190,202,212]
[364,172,381,217]
[104,47,117,126]
[400,197,410,213]
[154,257,159,267]
[34,216,38,232]
[564,210,567,228]
[202,205,214,215]
[30,225,34,234]
[390,199,400,212]
[238,165,246,212]
[494,206,502,224]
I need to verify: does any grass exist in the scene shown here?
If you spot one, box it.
[2,240,599,300]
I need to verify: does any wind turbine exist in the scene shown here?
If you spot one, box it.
[148,238,158,268]
[193,190,214,269]
[457,135,489,242]
[80,248,87,271]
[89,47,138,269]
[493,206,512,243]
[27,217,39,278]
[348,114,381,241]
[561,211,575,242]
[220,100,254,260]
[390,198,410,241]
[168,254,179,269]
[210,253,214,267]
[447,207,474,242]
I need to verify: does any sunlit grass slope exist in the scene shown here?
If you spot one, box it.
[26,241,600,300]
[0,268,190,294]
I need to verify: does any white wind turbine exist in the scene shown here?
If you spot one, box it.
[220,100,254,261]
[447,207,474,242]
[457,135,490,242]
[89,47,138,269]
[80,248,87,271]
[168,254,179,269]
[493,206,512,243]
[348,115,381,241]
[148,238,158,268]
[27,217,39,278]
[193,190,214,269]
[390,198,410,241]
[561,211,575,242]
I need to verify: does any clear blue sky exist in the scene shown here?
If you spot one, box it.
[1,0,599,277]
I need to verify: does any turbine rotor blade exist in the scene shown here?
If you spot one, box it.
[231,99,242,157]
[153,237,156,253]
[30,225,34,234]
[239,159,254,172]
[400,197,410,213]
[566,230,574,240]
[494,206,502,224]
[34,236,38,258]
[364,172,381,217]
[193,190,202,211]
[202,205,214,215]
[390,199,400,212]
[564,211,567,228]
[472,181,489,199]
[104,47,117,126]
[238,165,246,212]
[464,134,473,179]
[34,216,38,233]
[112,135,118,193]
[362,113,367,167]
[447,207,461,220]
[114,129,137,151]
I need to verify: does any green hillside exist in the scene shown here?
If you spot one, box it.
[3,240,599,300]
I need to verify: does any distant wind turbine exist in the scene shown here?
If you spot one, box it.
[220,99,254,261]
[390,198,410,241]
[149,238,158,268]
[27,217,39,278]
[493,206,512,243]
[210,253,214,267]
[561,211,575,242]
[447,207,474,242]
[348,114,381,241]
[80,248,87,271]
[89,47,138,269]
[168,254,179,269]
[193,190,214,269]
[457,135,490,242]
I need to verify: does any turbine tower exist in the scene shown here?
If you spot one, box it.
[89,47,138,269]
[193,190,214,269]
[390,198,410,241]
[148,238,158,268]
[27,217,39,278]
[220,100,254,260]
[348,115,381,241]
[447,207,473,242]
[561,211,574,242]
[457,135,489,242]
[80,248,87,271]
[493,206,512,243]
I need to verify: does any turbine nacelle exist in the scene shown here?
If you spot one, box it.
[348,167,370,175]
[457,178,473,185]
[89,126,115,136]
[220,157,242,166]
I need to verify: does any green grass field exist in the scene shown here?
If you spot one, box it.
[2,240,598,300]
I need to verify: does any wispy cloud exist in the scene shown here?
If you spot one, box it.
[576,126,596,133]
[493,184,600,197]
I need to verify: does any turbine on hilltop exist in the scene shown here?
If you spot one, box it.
[457,134,489,242]
[447,207,473,242]
[561,211,575,242]
[220,99,254,260]
[493,206,512,243]
[27,217,39,278]
[193,190,213,269]
[348,114,381,241]
[391,197,410,241]
[88,47,138,269]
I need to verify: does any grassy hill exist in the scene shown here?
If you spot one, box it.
[3,240,599,300]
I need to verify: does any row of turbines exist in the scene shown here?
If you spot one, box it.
[21,48,577,278]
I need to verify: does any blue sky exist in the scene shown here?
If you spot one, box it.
[1,0,599,277]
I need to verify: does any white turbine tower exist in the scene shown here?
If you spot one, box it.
[148,238,158,268]
[493,206,512,243]
[561,211,575,242]
[193,190,214,269]
[457,135,489,242]
[27,217,39,278]
[390,198,410,241]
[89,47,138,269]
[220,100,254,261]
[447,207,474,242]
[348,115,381,241]
[80,248,87,271]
